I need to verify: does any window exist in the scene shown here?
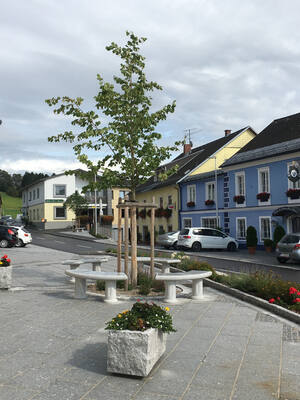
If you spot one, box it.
[54,207,66,219]
[54,184,66,197]
[168,225,172,232]
[260,217,271,241]
[236,218,246,240]
[33,209,36,220]
[201,217,218,229]
[183,218,192,228]
[159,197,163,208]
[235,172,245,196]
[187,185,196,203]
[206,182,215,201]
[168,195,172,205]
[37,188,40,199]
[33,190,36,200]
[159,225,164,234]
[111,190,114,199]
[37,209,40,220]
[29,192,32,201]
[258,167,269,193]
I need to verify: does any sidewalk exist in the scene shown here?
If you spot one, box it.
[0,245,299,399]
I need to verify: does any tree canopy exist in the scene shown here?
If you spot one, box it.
[46,31,180,199]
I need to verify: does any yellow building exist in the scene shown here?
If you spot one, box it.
[136,127,256,239]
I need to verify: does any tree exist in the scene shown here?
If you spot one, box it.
[46,31,180,199]
[46,31,181,286]
[64,190,88,221]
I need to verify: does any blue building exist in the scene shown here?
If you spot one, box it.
[220,112,300,248]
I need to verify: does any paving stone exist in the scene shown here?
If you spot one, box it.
[0,385,39,400]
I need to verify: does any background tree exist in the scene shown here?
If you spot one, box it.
[64,190,88,225]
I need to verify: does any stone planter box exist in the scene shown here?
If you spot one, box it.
[0,266,12,289]
[107,328,167,377]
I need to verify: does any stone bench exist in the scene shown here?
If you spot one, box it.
[62,257,109,272]
[155,270,212,303]
[65,270,128,304]
[75,227,86,232]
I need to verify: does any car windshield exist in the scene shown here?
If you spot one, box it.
[280,234,300,244]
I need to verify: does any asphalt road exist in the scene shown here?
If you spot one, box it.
[30,230,109,254]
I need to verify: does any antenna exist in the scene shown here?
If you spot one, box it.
[184,128,202,145]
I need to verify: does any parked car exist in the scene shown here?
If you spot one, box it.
[157,231,180,249]
[0,225,18,248]
[275,233,300,264]
[178,227,238,252]
[10,226,32,247]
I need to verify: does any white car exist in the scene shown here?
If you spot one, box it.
[157,231,180,249]
[11,226,32,247]
[178,227,238,252]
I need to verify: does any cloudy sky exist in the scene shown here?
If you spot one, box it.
[1,0,300,175]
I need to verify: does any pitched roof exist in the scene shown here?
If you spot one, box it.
[222,112,300,168]
[136,127,252,193]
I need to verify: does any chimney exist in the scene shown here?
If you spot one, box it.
[224,129,231,136]
[184,143,192,154]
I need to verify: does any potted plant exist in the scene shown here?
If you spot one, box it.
[246,226,258,254]
[187,201,195,207]
[155,208,164,218]
[0,255,12,289]
[205,199,214,206]
[286,188,300,199]
[233,195,245,204]
[163,208,172,219]
[106,301,176,376]
[273,225,285,247]
[256,192,270,202]
[264,238,274,253]
[101,215,114,224]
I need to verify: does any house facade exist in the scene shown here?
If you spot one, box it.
[178,127,257,231]
[221,112,300,248]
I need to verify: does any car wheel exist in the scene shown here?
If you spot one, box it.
[192,242,202,252]
[277,257,287,264]
[15,239,24,248]
[0,239,8,248]
[173,241,178,250]
[163,245,170,249]
[227,242,237,252]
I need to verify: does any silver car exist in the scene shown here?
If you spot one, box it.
[178,227,238,252]
[276,233,300,264]
[157,231,179,249]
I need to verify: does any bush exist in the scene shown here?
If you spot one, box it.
[178,258,217,279]
[264,239,273,248]
[273,225,285,245]
[138,271,153,295]
[246,226,258,247]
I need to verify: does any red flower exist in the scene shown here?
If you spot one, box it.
[3,254,7,259]
[269,298,275,303]
[289,287,297,295]
[297,291,300,296]
[137,299,140,302]
[293,298,300,303]
[277,297,280,300]
[6,259,11,263]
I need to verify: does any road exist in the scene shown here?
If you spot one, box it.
[30,230,110,254]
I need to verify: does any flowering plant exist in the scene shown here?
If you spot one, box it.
[269,286,300,310]
[256,192,270,201]
[286,188,300,199]
[233,195,245,204]
[105,301,176,333]
[187,201,195,207]
[171,251,190,261]
[0,255,11,267]
[205,199,214,206]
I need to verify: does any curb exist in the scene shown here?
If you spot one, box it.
[204,278,300,325]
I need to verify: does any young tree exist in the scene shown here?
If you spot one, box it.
[46,31,180,199]
[46,31,180,285]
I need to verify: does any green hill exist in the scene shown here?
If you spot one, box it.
[0,192,22,218]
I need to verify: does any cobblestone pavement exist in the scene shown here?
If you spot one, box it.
[0,245,299,400]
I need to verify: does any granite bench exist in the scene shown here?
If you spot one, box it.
[65,269,128,303]
[62,257,109,272]
[155,270,212,303]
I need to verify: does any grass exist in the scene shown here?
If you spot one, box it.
[0,192,22,218]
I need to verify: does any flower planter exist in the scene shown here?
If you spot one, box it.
[187,201,195,207]
[247,247,256,255]
[286,189,300,199]
[107,328,167,376]
[233,195,245,204]
[256,192,270,202]
[265,246,272,253]
[0,266,12,289]
[205,200,214,206]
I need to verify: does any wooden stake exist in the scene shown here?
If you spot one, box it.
[117,197,122,273]
[150,196,155,279]
[124,198,129,290]
[131,205,137,287]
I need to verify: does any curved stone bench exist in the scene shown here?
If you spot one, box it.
[62,257,109,272]
[155,270,212,303]
[65,270,127,304]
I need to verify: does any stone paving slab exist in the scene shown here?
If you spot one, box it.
[0,245,299,399]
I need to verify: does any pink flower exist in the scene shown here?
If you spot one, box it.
[6,259,10,263]
[269,298,275,303]
[277,297,280,300]
[293,298,300,303]
[289,287,297,295]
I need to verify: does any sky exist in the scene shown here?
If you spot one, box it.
[2,0,300,175]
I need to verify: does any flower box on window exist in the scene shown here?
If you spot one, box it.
[233,195,245,204]
[205,199,215,206]
[256,192,270,202]
[162,208,172,219]
[139,209,146,219]
[155,208,164,218]
[187,201,195,207]
[286,188,300,199]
